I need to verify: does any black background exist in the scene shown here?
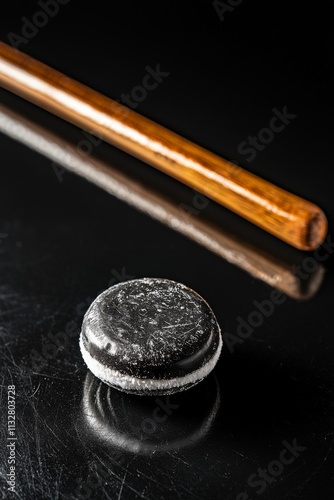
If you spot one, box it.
[0,1,333,499]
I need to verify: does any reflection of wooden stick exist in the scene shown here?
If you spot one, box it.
[0,103,324,299]
[0,42,327,251]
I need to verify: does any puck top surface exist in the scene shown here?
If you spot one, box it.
[80,278,222,392]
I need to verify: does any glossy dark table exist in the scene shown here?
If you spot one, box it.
[0,2,333,499]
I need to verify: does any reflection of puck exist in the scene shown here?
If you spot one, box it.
[80,371,221,454]
[79,278,222,395]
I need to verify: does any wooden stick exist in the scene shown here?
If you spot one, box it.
[0,41,327,250]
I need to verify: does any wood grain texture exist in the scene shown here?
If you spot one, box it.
[0,41,327,250]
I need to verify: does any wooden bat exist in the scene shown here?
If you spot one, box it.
[0,41,327,250]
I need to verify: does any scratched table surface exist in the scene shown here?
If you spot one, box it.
[0,1,334,499]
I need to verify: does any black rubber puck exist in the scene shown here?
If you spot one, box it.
[79,278,222,395]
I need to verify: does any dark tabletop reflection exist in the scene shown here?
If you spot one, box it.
[0,100,325,300]
[78,371,221,455]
